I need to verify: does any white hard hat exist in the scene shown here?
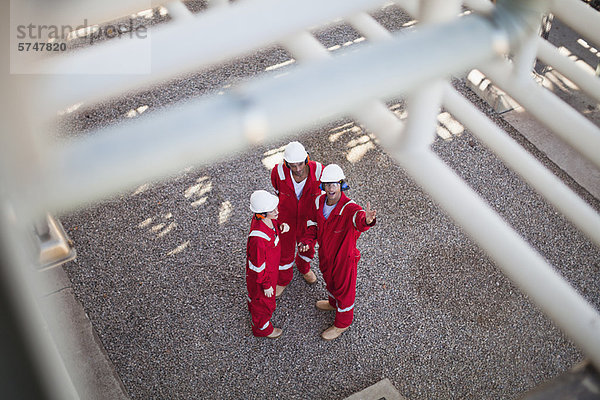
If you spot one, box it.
[321,164,345,183]
[250,190,279,213]
[283,141,308,163]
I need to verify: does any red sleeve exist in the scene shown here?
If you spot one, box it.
[349,205,376,232]
[247,238,270,288]
[270,166,279,194]
[299,199,318,246]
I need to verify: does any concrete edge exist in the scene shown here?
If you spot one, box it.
[38,265,130,400]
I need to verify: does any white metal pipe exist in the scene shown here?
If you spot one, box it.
[395,148,600,370]
[400,84,444,150]
[35,0,390,113]
[550,0,600,49]
[281,32,329,63]
[398,0,462,151]
[513,34,539,82]
[481,60,600,168]
[349,6,600,247]
[348,11,394,40]
[343,13,408,146]
[442,83,600,248]
[165,1,194,20]
[349,8,600,369]
[1,16,80,395]
[390,0,420,18]
[536,37,600,103]
[418,0,462,23]
[11,0,164,29]
[462,0,494,14]
[40,14,506,210]
[282,21,406,150]
[208,0,230,8]
[346,13,392,42]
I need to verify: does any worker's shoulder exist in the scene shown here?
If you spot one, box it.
[308,160,323,176]
[270,162,283,174]
[271,162,287,180]
[339,198,363,215]
[249,228,273,241]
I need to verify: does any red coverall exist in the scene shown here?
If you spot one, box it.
[301,192,375,328]
[270,160,323,286]
[246,218,281,337]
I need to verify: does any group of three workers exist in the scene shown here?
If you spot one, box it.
[245,141,377,341]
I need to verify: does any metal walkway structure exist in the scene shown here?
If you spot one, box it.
[1,0,600,398]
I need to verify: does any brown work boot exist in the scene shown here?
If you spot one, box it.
[315,300,335,311]
[266,327,283,339]
[275,285,286,298]
[303,270,317,284]
[321,325,349,341]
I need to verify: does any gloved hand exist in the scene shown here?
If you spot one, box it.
[297,242,309,252]
[280,223,290,233]
[264,286,274,297]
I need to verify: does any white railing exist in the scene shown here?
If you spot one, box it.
[2,0,600,398]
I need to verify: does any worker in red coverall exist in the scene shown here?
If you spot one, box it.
[299,164,377,341]
[246,190,289,339]
[271,141,323,298]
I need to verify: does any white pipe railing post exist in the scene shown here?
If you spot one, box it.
[397,0,462,151]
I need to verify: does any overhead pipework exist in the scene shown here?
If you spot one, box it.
[1,0,600,398]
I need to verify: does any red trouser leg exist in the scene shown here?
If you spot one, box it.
[248,297,275,337]
[334,306,355,328]
[277,229,297,286]
[328,289,355,328]
[295,242,315,275]
[330,259,357,329]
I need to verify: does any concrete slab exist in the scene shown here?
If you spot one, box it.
[521,361,600,400]
[38,266,129,400]
[344,378,406,400]
[502,106,600,200]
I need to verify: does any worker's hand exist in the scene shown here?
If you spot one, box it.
[298,242,309,252]
[280,223,290,233]
[365,202,377,225]
[264,286,274,298]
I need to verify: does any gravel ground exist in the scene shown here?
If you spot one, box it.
[57,3,600,399]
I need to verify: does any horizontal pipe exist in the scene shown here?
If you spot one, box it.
[395,148,600,371]
[165,1,194,20]
[462,0,494,14]
[35,0,389,113]
[442,83,600,248]
[283,18,408,151]
[481,59,600,169]
[346,13,392,41]
[390,0,419,18]
[12,0,164,29]
[41,14,505,211]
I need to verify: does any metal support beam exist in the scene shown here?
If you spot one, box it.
[442,83,600,248]
[40,14,505,211]
[33,0,391,114]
